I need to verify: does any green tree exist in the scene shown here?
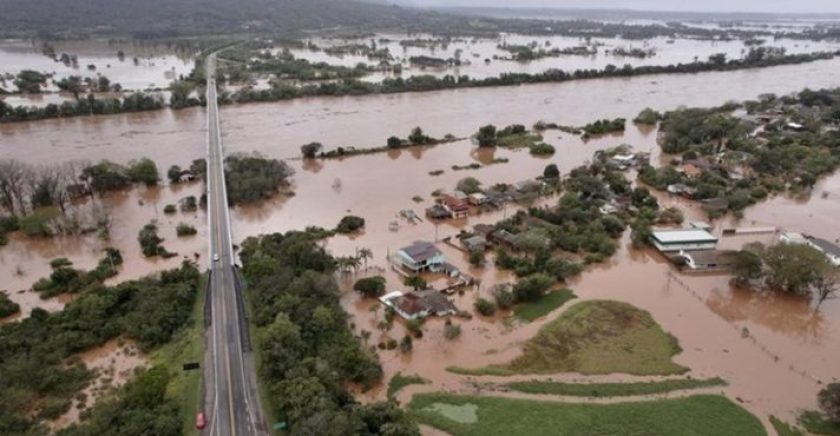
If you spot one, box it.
[353,276,387,298]
[456,177,482,194]
[819,383,840,424]
[762,243,831,295]
[128,158,159,186]
[474,298,497,316]
[513,273,553,302]
[166,165,182,184]
[404,275,427,291]
[543,164,560,179]
[336,215,365,234]
[387,136,403,149]
[300,142,322,159]
[476,124,498,147]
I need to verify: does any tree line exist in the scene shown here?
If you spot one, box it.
[239,230,418,434]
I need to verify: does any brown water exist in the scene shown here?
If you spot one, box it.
[2,58,840,427]
[298,32,840,82]
[0,183,206,320]
[0,39,195,92]
[4,57,840,171]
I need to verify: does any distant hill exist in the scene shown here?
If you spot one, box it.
[0,0,441,38]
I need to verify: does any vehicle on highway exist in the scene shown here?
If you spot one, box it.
[213,253,220,262]
[195,412,206,430]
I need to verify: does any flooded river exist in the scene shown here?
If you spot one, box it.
[1,56,839,427]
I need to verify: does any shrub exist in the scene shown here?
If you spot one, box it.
[336,215,365,234]
[474,298,497,316]
[443,319,461,340]
[300,142,323,158]
[163,204,176,214]
[543,164,560,179]
[476,124,498,147]
[166,165,182,184]
[529,143,556,156]
[400,335,413,353]
[469,251,486,267]
[176,223,197,237]
[513,273,554,303]
[818,383,840,424]
[494,286,516,309]
[387,136,403,149]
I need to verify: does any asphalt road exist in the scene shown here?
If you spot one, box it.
[203,54,267,436]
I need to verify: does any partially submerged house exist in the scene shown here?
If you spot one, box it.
[425,204,452,220]
[439,194,470,219]
[677,250,737,271]
[651,228,718,253]
[379,289,458,320]
[396,241,445,273]
[461,235,487,253]
[807,238,840,267]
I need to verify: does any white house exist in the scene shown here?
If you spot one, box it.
[651,228,718,253]
[806,238,840,267]
[395,241,445,273]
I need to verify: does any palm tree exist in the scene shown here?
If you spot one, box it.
[358,248,373,270]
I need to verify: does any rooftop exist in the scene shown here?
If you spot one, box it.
[652,229,718,244]
[399,241,442,263]
[809,237,840,258]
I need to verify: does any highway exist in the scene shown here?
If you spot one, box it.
[203,54,267,436]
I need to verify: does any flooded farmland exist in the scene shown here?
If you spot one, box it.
[1,42,840,432]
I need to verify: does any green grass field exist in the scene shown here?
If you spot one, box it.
[409,393,766,436]
[454,300,688,376]
[771,415,805,436]
[151,274,206,436]
[387,373,429,400]
[513,289,576,322]
[799,411,840,435]
[505,377,726,397]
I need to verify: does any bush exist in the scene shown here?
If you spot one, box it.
[469,250,486,267]
[443,319,461,340]
[513,273,554,303]
[529,143,556,156]
[476,124,498,147]
[387,136,403,148]
[336,215,365,234]
[128,157,160,186]
[818,383,840,424]
[138,222,170,257]
[634,107,661,125]
[353,276,387,298]
[166,165,182,184]
[494,286,516,309]
[0,292,20,317]
[474,298,497,316]
[180,196,198,212]
[406,318,424,338]
[456,177,482,194]
[300,142,322,158]
[400,335,413,353]
[543,164,560,179]
[176,223,197,237]
[19,207,57,237]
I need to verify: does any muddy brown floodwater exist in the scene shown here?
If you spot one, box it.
[1,56,840,431]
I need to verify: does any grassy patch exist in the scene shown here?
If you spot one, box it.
[799,411,840,435]
[496,132,543,149]
[387,373,429,400]
[506,377,726,397]
[461,300,688,376]
[409,393,765,436]
[151,274,206,436]
[771,415,805,436]
[513,289,576,322]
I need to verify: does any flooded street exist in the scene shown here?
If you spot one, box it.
[1,50,839,429]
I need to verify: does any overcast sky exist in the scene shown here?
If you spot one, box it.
[409,0,840,14]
